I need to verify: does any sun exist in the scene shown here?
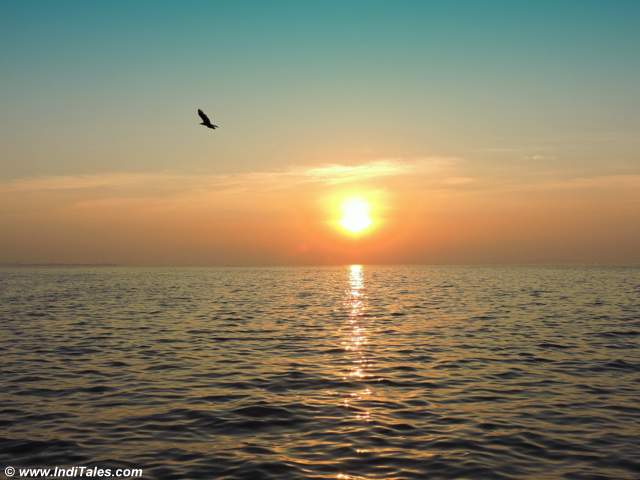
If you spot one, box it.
[339,197,372,234]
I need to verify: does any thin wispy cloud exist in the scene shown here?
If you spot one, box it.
[0,157,458,195]
[539,174,640,191]
[4,157,638,203]
[303,160,413,184]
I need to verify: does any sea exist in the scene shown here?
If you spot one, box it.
[1,266,639,479]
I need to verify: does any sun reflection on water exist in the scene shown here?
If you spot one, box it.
[336,265,377,479]
[341,265,373,404]
[345,265,368,374]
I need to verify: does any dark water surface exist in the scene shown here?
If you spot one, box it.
[1,266,639,479]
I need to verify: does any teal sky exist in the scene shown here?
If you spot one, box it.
[2,0,639,179]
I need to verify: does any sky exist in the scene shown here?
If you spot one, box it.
[1,0,639,265]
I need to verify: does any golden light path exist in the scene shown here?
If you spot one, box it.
[337,265,374,480]
[342,264,372,416]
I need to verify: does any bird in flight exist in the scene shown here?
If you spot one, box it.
[197,109,219,130]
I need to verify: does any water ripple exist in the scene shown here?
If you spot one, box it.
[1,265,639,479]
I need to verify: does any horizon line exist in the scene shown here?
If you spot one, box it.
[1,262,638,268]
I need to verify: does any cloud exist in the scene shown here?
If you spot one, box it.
[501,174,640,193]
[303,160,412,184]
[0,157,459,195]
[525,154,557,161]
[547,174,640,189]
[0,172,192,193]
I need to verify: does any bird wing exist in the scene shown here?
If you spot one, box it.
[197,109,211,124]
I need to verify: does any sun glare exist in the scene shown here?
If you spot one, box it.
[339,197,372,234]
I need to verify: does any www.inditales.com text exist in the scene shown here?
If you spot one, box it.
[3,465,143,479]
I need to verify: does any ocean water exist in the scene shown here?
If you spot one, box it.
[1,266,639,479]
